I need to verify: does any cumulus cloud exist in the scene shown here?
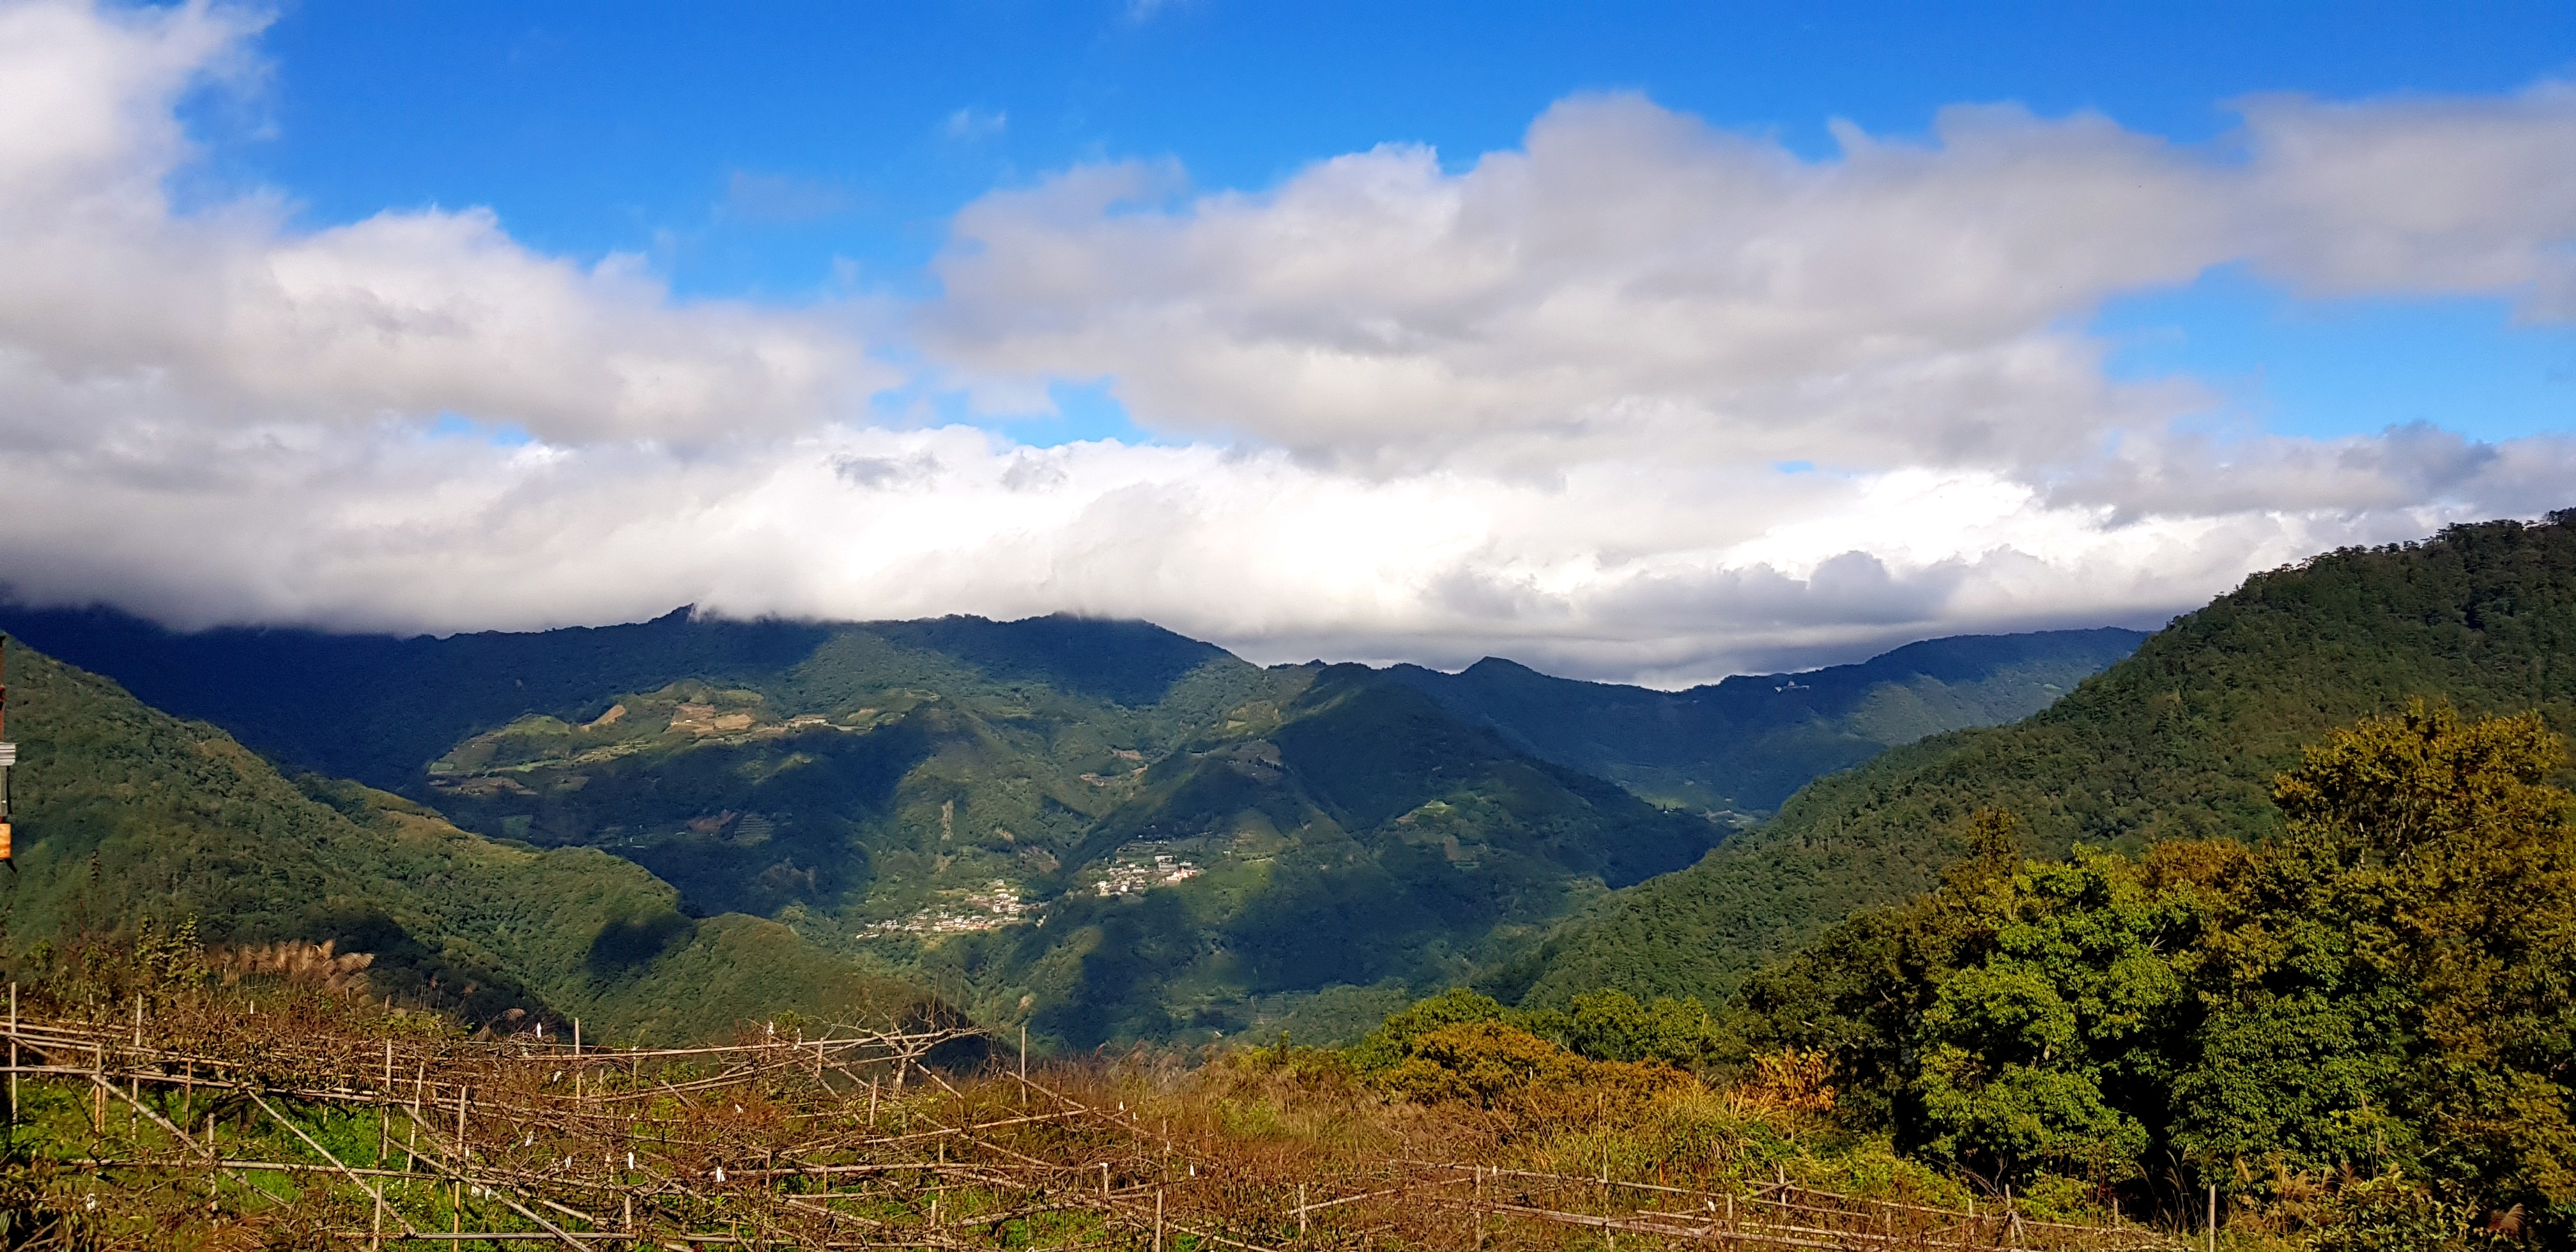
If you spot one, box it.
[926,100,2212,472]
[924,89,2576,477]
[0,1,2571,684]
[0,1,889,447]
[2237,84,2576,313]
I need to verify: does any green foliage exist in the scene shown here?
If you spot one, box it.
[1526,989,1728,1069]
[1721,703,2576,1244]
[0,643,937,1042]
[4,602,2145,1048]
[1913,848,2204,1182]
[2185,703,2576,1214]
[1354,1012,1696,1114]
[1346,984,1726,1084]
[2309,1174,2474,1252]
[1517,513,2576,1011]
[1346,988,1515,1074]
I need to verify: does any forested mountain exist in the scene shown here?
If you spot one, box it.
[0,604,2138,1046]
[1382,628,2144,814]
[1505,511,2576,1009]
[989,665,1722,1043]
[0,643,934,1044]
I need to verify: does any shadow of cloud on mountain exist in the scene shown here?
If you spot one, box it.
[874,615,1234,708]
[587,910,699,976]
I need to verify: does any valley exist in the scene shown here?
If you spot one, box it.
[0,606,2137,1050]
[7,512,2576,1248]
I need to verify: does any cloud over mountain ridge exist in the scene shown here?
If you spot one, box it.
[0,1,2570,685]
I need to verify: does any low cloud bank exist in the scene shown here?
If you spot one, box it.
[0,3,2570,683]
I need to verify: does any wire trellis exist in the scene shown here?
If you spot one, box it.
[1,998,2186,1252]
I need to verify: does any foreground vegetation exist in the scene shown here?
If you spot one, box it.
[8,703,2557,1247]
[1544,703,2568,1249]
[5,939,2164,1251]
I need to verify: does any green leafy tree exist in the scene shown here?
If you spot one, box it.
[1915,847,2209,1182]
[2182,703,2576,1221]
[1526,988,1725,1067]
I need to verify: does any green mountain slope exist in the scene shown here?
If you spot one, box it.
[0,642,932,1043]
[1505,511,2576,1009]
[372,652,1724,1047]
[993,666,1722,1042]
[1381,628,2145,814]
[0,604,2145,1046]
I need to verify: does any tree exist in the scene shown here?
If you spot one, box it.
[1915,847,2208,1184]
[2184,703,2576,1220]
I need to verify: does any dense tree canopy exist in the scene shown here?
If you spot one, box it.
[1723,705,2576,1242]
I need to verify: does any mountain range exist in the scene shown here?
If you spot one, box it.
[0,602,2138,1046]
[1501,511,2576,1009]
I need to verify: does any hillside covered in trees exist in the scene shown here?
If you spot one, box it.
[0,643,935,1043]
[1358,701,2576,1248]
[0,604,2132,1046]
[1505,512,2576,1009]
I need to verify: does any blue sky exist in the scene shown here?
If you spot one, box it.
[5,1,2575,678]
[199,2,2576,445]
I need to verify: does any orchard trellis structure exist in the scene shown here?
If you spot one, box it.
[1,998,2184,1251]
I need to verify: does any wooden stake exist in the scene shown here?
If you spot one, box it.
[379,1041,394,1164]
[2208,1182,2218,1252]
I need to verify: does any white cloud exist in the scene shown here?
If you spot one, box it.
[0,1,2571,685]
[923,97,2236,470]
[0,1,891,447]
[924,88,2576,478]
[2237,84,2576,314]
[944,108,1008,142]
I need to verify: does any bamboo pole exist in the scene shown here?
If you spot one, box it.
[243,1087,419,1241]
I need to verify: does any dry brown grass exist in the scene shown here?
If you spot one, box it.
[0,987,2184,1251]
[204,941,376,998]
